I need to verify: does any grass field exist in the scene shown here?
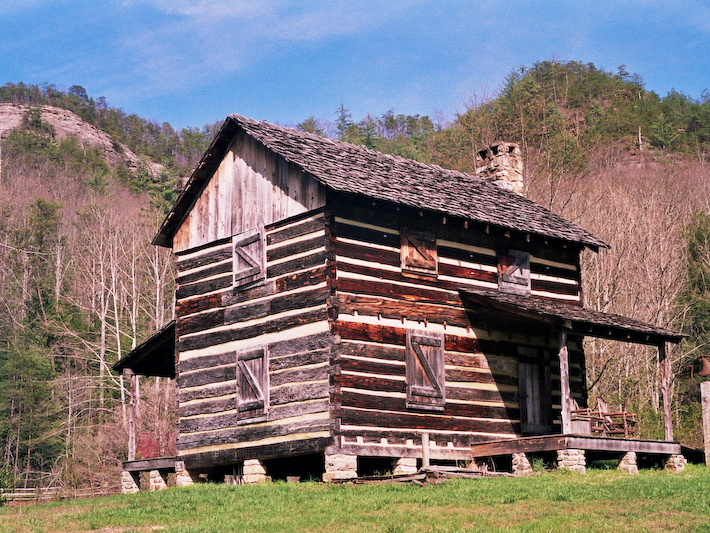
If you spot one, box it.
[0,465,708,532]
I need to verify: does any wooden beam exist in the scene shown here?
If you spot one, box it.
[558,330,572,434]
[701,381,710,468]
[658,342,673,441]
[125,368,137,462]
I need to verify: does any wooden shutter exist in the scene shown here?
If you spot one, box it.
[236,346,268,421]
[406,329,445,411]
[233,228,265,289]
[401,228,438,277]
[498,249,530,295]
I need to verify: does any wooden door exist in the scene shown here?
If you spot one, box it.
[518,349,552,434]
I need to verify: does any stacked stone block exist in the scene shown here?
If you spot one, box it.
[511,452,533,475]
[323,453,357,482]
[556,449,586,473]
[618,452,638,475]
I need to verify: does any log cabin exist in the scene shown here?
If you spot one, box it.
[114,115,685,489]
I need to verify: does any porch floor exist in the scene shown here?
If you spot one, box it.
[470,434,681,458]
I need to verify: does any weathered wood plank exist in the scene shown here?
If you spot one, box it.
[335,276,461,307]
[270,381,330,405]
[268,332,332,358]
[179,399,330,433]
[270,348,330,372]
[177,273,232,300]
[178,419,333,449]
[178,365,237,389]
[270,364,330,388]
[179,381,235,403]
[182,437,332,469]
[338,390,518,420]
[335,292,469,327]
[338,406,518,434]
[267,215,326,245]
[336,428,497,448]
[267,234,326,262]
[177,259,232,285]
[178,308,329,352]
[266,250,327,279]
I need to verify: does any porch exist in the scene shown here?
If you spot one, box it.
[470,434,686,474]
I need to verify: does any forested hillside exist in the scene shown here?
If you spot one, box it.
[0,60,709,491]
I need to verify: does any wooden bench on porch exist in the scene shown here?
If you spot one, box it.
[572,400,637,439]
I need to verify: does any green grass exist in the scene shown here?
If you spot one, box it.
[1,466,709,532]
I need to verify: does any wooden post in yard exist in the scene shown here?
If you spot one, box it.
[701,381,710,467]
[421,432,430,468]
[558,329,572,434]
[658,343,673,441]
[125,368,137,461]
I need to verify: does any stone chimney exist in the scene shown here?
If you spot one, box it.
[475,141,524,195]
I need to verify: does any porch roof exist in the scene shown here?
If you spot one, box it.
[459,288,685,346]
[112,320,176,378]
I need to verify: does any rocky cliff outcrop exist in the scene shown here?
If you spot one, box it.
[0,103,163,176]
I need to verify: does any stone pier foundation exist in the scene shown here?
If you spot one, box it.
[618,452,638,475]
[149,470,168,491]
[175,469,196,487]
[664,454,687,472]
[512,452,533,476]
[557,449,586,473]
[392,457,418,476]
[323,453,358,482]
[120,471,140,494]
[243,459,269,483]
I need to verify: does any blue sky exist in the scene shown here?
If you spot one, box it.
[2,1,709,129]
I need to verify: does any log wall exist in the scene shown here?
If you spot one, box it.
[174,211,334,460]
[173,132,327,253]
[327,200,586,459]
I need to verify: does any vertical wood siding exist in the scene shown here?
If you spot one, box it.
[174,211,334,457]
[173,133,327,253]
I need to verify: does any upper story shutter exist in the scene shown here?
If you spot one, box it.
[401,228,438,278]
[406,329,445,411]
[233,227,265,289]
[498,249,531,295]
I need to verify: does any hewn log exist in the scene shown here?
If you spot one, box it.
[176,273,232,300]
[267,234,325,262]
[176,241,232,271]
[659,343,673,441]
[178,419,333,449]
[178,308,328,352]
[177,259,232,285]
[266,250,327,279]
[270,364,330,388]
[558,330,572,434]
[179,399,330,433]
[338,406,518,434]
[701,381,710,467]
[338,390,517,419]
[267,216,325,245]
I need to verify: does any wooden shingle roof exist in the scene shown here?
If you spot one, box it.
[154,114,607,250]
[460,288,684,345]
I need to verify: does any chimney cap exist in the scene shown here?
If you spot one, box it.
[477,141,521,160]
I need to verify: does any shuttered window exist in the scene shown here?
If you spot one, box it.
[233,227,265,290]
[406,329,445,411]
[401,228,438,278]
[236,346,268,422]
[498,249,531,295]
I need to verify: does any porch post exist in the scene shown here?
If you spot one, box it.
[558,329,572,434]
[125,368,137,461]
[658,342,673,441]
